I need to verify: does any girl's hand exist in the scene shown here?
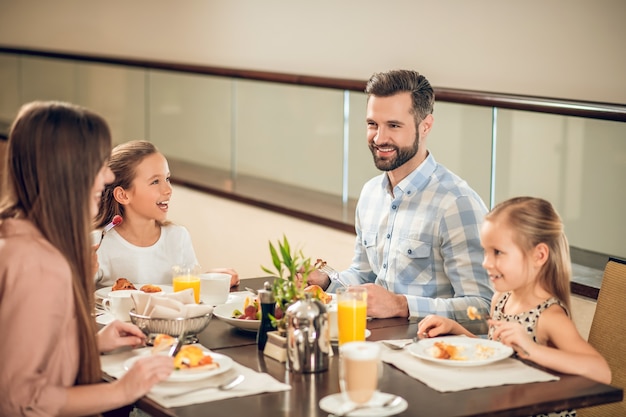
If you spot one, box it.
[489,320,532,357]
[417,314,458,338]
[210,268,240,287]
[115,354,174,402]
[97,320,146,353]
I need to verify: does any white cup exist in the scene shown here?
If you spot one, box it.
[102,290,139,321]
[339,341,382,405]
[199,272,231,305]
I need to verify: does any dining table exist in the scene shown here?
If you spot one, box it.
[101,277,623,417]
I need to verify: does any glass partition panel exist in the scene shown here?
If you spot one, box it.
[234,79,345,195]
[76,63,146,145]
[495,109,626,258]
[20,56,78,104]
[0,54,19,122]
[347,92,378,200]
[149,70,232,170]
[426,102,493,206]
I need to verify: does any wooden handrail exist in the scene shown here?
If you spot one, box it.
[2,45,625,122]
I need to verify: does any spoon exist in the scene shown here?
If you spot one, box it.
[332,394,403,417]
[163,373,245,399]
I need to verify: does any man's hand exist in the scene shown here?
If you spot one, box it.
[362,283,409,318]
[305,269,331,290]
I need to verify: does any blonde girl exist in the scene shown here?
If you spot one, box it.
[418,197,610,389]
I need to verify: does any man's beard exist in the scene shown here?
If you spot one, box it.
[369,132,419,171]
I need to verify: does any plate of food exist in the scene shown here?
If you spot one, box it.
[212,296,261,332]
[124,344,233,382]
[95,278,173,299]
[407,336,513,367]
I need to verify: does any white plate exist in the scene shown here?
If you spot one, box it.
[407,336,513,367]
[330,329,371,343]
[124,350,233,382]
[95,284,174,299]
[319,392,408,417]
[213,300,260,332]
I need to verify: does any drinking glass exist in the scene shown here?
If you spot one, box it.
[172,264,201,303]
[339,341,382,405]
[336,286,367,345]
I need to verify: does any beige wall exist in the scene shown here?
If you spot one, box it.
[0,0,624,104]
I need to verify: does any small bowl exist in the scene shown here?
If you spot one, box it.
[128,309,212,344]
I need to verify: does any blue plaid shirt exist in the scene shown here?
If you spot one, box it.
[330,153,493,321]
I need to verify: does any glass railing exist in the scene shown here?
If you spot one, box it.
[1,48,625,266]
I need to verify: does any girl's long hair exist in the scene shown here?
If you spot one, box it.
[95,139,170,227]
[1,101,112,394]
[486,196,572,312]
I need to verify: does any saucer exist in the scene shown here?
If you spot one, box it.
[95,311,115,326]
[319,392,407,416]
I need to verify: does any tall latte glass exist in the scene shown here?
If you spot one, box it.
[336,286,367,345]
[339,341,382,405]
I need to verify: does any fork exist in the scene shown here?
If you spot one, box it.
[468,307,530,356]
[317,264,348,288]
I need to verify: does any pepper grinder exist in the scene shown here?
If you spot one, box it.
[257,281,275,351]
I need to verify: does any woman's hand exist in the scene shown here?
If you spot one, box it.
[97,320,146,353]
[115,354,174,403]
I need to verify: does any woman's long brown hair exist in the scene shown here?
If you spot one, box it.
[1,101,112,400]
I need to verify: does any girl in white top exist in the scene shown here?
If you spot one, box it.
[95,140,239,289]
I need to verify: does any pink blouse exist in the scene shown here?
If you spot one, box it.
[0,218,80,416]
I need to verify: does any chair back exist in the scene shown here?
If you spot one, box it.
[578,257,626,416]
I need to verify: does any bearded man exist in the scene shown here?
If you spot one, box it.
[308,70,493,325]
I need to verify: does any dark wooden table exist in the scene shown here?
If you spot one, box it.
[119,277,623,417]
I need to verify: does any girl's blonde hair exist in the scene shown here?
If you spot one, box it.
[96,140,170,228]
[486,197,572,312]
[1,101,111,398]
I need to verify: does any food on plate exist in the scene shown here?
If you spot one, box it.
[173,345,217,370]
[431,341,466,361]
[232,296,261,320]
[140,284,162,293]
[151,334,176,353]
[151,335,218,370]
[112,277,137,291]
[304,284,332,304]
[475,344,495,359]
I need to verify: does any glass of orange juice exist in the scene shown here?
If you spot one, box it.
[172,265,201,303]
[337,286,367,345]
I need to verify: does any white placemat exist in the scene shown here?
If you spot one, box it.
[380,339,559,392]
[101,345,291,408]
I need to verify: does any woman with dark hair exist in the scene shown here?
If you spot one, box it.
[0,101,173,417]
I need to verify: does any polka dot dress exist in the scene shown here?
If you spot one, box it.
[488,292,576,417]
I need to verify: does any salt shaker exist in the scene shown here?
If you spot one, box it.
[257,281,275,351]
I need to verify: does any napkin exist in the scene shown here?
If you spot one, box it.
[380,339,559,392]
[100,345,291,408]
[131,289,213,318]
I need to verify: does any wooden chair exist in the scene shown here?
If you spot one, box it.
[578,257,626,416]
